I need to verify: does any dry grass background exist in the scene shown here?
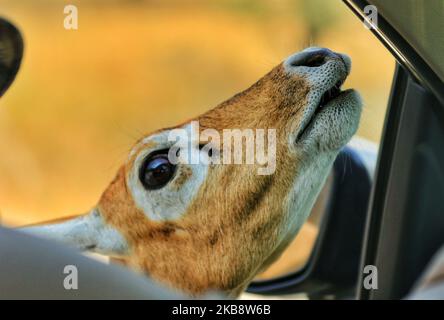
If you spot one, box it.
[0,0,394,278]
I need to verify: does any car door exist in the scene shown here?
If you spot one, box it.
[348,0,444,300]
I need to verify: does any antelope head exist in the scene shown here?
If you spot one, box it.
[22,48,362,297]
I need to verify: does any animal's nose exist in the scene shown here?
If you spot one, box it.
[290,48,343,68]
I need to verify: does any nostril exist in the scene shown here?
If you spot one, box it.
[291,48,338,68]
[301,54,327,67]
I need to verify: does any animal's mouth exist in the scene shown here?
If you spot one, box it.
[318,79,344,108]
[296,77,348,141]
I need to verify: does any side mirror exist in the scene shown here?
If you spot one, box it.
[247,140,377,299]
[0,17,23,98]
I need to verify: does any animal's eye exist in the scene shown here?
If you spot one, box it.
[139,152,176,190]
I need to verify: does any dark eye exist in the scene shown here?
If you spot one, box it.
[139,152,176,190]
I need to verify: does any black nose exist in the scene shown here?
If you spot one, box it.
[291,48,341,68]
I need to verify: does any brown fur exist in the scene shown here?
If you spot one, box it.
[98,63,313,296]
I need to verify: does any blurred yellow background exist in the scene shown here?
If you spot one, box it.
[0,0,393,230]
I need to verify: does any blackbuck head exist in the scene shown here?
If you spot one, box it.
[22,47,362,297]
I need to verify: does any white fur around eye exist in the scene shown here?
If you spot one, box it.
[126,128,209,222]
